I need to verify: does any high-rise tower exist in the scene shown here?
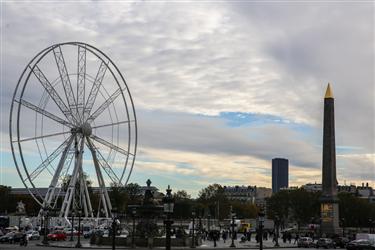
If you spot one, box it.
[320,83,340,236]
[272,158,289,193]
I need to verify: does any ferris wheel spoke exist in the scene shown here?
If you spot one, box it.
[91,120,135,129]
[86,88,123,123]
[30,65,77,124]
[86,138,121,184]
[90,134,132,156]
[53,46,80,122]
[16,99,74,128]
[83,60,108,121]
[17,130,71,143]
[76,45,87,124]
[27,136,73,182]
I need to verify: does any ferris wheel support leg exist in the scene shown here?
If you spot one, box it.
[81,172,94,217]
[80,175,89,217]
[86,138,112,218]
[59,137,85,218]
[39,136,74,217]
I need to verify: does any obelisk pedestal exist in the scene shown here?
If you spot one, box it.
[320,83,340,236]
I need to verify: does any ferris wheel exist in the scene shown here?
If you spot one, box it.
[9,42,137,220]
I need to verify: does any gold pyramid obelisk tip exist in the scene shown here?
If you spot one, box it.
[325,83,334,98]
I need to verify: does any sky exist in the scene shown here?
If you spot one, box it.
[0,1,374,198]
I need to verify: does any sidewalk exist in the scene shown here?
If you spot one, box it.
[38,238,298,249]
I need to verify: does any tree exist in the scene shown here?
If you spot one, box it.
[109,183,128,211]
[0,185,11,213]
[267,190,290,227]
[173,190,193,219]
[338,192,375,228]
[231,201,258,219]
[197,184,231,220]
[289,189,320,230]
[124,183,142,205]
[173,190,191,200]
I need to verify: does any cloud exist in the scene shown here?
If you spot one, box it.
[1,2,374,193]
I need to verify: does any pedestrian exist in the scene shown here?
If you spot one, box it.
[287,233,292,244]
[294,233,300,244]
[222,230,227,243]
[248,231,252,241]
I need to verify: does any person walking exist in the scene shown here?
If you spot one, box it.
[294,233,300,245]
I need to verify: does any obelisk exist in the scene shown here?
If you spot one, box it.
[320,83,340,236]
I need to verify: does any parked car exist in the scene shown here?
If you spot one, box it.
[47,231,66,241]
[298,237,315,248]
[333,237,350,248]
[316,238,336,248]
[0,232,15,243]
[0,232,23,243]
[64,228,79,236]
[26,230,40,240]
[346,239,375,250]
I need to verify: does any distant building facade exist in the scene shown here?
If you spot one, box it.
[301,182,374,203]
[272,158,289,193]
[223,185,256,203]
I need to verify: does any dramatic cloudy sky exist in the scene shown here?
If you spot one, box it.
[1,1,374,197]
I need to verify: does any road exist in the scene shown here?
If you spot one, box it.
[0,240,341,250]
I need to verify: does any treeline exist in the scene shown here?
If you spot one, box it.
[111,183,259,220]
[267,189,375,228]
[2,184,375,229]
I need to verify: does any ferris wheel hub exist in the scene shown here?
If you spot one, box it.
[81,122,92,136]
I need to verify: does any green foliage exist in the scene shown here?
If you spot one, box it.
[267,189,320,228]
[338,192,375,227]
[231,201,258,219]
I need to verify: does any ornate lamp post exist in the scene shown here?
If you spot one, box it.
[208,213,211,232]
[191,211,196,248]
[132,208,136,248]
[274,216,280,247]
[341,218,346,237]
[368,219,373,234]
[75,210,82,248]
[258,211,265,250]
[42,206,49,246]
[163,185,174,250]
[70,211,75,242]
[230,207,236,248]
[111,208,120,250]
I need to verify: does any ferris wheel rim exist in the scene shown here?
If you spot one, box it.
[9,42,138,207]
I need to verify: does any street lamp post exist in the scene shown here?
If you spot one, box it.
[274,216,280,247]
[42,207,49,246]
[111,208,119,250]
[163,185,174,250]
[341,218,346,237]
[75,210,82,248]
[368,219,373,234]
[230,208,236,248]
[191,211,196,248]
[132,208,136,248]
[70,211,75,242]
[208,213,211,232]
[258,212,265,250]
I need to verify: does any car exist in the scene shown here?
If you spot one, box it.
[298,237,315,248]
[346,239,375,250]
[26,230,40,240]
[0,232,15,243]
[333,237,350,248]
[0,232,24,244]
[47,231,66,241]
[316,238,336,248]
[64,228,79,236]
